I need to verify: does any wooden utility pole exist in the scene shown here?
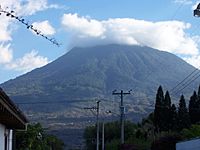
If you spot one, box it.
[112,90,132,144]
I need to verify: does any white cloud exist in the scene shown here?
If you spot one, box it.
[62,14,105,37]
[183,55,200,68]
[0,18,12,42]
[0,0,62,16]
[48,4,65,9]
[0,44,13,64]
[61,13,198,57]
[6,50,49,73]
[192,1,200,10]
[174,0,192,5]
[18,0,50,16]
[32,20,56,36]
[0,0,59,43]
[0,0,55,73]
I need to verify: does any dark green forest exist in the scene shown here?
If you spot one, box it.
[84,85,200,150]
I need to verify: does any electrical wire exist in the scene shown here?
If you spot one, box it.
[157,3,200,96]
[170,68,200,93]
[172,73,200,96]
[0,5,61,47]
[170,1,185,20]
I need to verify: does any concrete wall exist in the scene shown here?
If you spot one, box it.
[0,123,5,150]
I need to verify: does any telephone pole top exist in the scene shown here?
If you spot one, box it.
[84,100,101,150]
[112,89,132,144]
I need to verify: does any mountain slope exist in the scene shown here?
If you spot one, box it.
[0,44,196,113]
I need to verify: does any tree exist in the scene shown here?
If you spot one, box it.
[16,123,64,150]
[189,91,198,124]
[169,104,178,131]
[84,121,137,149]
[197,85,200,99]
[188,86,200,124]
[162,91,171,131]
[177,95,191,131]
[84,125,96,150]
[196,85,200,123]
[151,133,182,150]
[154,86,164,132]
[46,135,65,150]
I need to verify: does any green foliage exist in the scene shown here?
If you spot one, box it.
[154,86,177,132]
[46,135,65,150]
[181,124,200,139]
[16,123,64,150]
[154,85,164,132]
[83,125,96,150]
[170,104,178,131]
[84,121,138,149]
[189,89,200,125]
[178,95,191,131]
[104,121,120,142]
[126,136,152,150]
[162,91,171,131]
[189,91,198,124]
[151,132,182,150]
[84,84,200,150]
[105,139,120,150]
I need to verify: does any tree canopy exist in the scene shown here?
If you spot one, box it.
[16,123,64,150]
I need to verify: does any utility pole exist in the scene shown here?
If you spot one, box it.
[112,90,132,144]
[96,100,100,150]
[84,100,101,150]
[102,121,105,150]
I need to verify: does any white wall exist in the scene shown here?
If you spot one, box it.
[8,130,13,150]
[0,124,13,150]
[176,138,200,150]
[0,123,5,150]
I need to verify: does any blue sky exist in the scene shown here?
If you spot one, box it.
[0,0,200,83]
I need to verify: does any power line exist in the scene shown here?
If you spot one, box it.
[168,4,200,96]
[0,5,61,47]
[172,73,200,96]
[170,1,185,20]
[16,99,96,105]
[170,70,200,95]
[170,68,200,93]
[16,98,124,105]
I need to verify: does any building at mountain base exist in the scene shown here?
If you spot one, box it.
[0,88,28,150]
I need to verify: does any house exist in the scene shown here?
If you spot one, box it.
[0,87,28,150]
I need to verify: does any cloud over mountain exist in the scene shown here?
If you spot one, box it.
[61,13,200,67]
[62,13,198,56]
